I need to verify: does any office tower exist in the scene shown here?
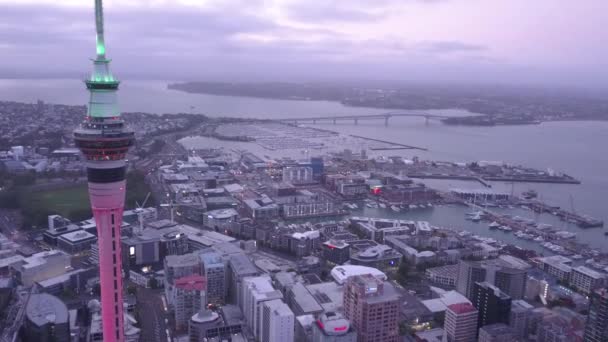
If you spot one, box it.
[261,299,295,342]
[457,260,487,299]
[72,1,135,340]
[583,288,608,342]
[472,282,512,329]
[242,275,284,339]
[457,259,527,300]
[200,252,226,305]
[164,253,202,306]
[228,254,259,308]
[312,311,357,342]
[494,268,527,300]
[343,274,400,342]
[478,323,517,342]
[443,302,478,342]
[174,275,206,331]
[509,299,533,340]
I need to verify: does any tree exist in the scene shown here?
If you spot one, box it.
[396,257,411,286]
[12,172,37,187]
[127,284,138,295]
[92,283,101,296]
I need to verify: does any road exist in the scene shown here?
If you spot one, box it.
[0,209,41,255]
[135,287,170,342]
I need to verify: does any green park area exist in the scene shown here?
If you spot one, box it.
[0,171,154,228]
[20,185,92,227]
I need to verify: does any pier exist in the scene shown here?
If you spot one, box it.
[349,134,428,151]
[526,201,604,228]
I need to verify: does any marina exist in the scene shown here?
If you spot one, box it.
[349,191,608,261]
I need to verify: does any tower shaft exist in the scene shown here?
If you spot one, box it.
[74,1,134,341]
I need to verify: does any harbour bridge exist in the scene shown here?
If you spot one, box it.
[275,112,449,126]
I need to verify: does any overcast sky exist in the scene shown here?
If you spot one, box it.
[1,0,606,87]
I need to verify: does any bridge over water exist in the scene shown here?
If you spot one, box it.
[275,112,449,126]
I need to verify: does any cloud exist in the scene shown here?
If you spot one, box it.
[284,3,388,23]
[283,0,449,23]
[2,0,603,88]
[417,41,488,54]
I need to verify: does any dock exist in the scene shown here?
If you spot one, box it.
[527,201,604,228]
[370,147,416,151]
[407,173,492,188]
[349,135,427,151]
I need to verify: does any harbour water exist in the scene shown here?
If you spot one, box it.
[2,78,607,251]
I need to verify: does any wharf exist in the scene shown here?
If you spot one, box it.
[527,201,604,228]
[407,173,492,188]
[370,147,414,151]
[349,135,427,151]
[484,176,581,184]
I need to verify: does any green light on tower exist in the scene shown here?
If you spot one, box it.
[97,40,105,57]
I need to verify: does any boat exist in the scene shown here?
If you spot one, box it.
[501,226,512,232]
[489,222,501,229]
[410,205,418,209]
[366,203,373,208]
[523,189,538,199]
[534,236,545,242]
[379,203,387,209]
[466,211,483,220]
[391,205,401,212]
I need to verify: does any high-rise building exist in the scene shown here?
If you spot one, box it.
[472,282,512,329]
[343,274,401,342]
[443,302,478,342]
[494,268,527,300]
[174,275,206,331]
[509,299,533,340]
[457,260,487,299]
[261,299,295,342]
[457,259,527,300]
[242,275,284,339]
[72,1,136,340]
[312,311,357,342]
[570,266,606,295]
[478,323,517,342]
[583,288,608,342]
[200,252,226,305]
[164,253,202,306]
[228,254,259,308]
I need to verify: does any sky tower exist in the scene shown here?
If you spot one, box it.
[73,1,135,341]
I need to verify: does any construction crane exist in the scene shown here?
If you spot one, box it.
[133,192,152,234]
